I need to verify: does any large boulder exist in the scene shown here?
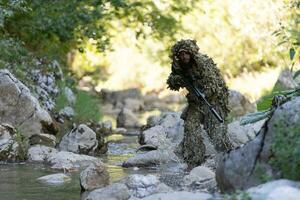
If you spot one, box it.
[216,96,300,192]
[228,90,257,118]
[246,179,300,200]
[116,108,141,128]
[29,134,56,147]
[183,166,216,191]
[58,124,99,155]
[0,70,57,138]
[80,162,110,191]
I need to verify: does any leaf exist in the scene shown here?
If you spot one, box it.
[293,69,300,79]
[289,48,296,61]
[240,109,272,125]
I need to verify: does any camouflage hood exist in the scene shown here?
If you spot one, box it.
[170,39,200,61]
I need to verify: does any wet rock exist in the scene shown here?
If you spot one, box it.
[273,69,297,91]
[117,108,141,128]
[228,90,257,118]
[58,124,98,155]
[84,183,130,200]
[228,119,266,147]
[47,151,100,170]
[27,145,57,162]
[80,162,110,191]
[0,70,57,138]
[29,134,56,147]
[126,174,171,198]
[247,179,300,200]
[137,191,212,200]
[122,150,179,167]
[37,173,71,185]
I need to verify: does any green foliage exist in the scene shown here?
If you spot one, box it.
[270,116,300,180]
[55,86,102,123]
[14,128,29,161]
[225,190,252,200]
[73,90,102,123]
[253,163,273,183]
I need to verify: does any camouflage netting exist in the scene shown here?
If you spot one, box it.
[167,39,233,168]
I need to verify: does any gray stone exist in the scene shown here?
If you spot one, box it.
[228,119,266,147]
[101,88,142,105]
[228,90,257,118]
[273,69,297,91]
[37,173,71,185]
[247,179,300,200]
[29,134,56,147]
[27,145,57,162]
[47,151,100,170]
[137,191,212,200]
[59,124,98,155]
[123,149,179,167]
[64,87,76,105]
[80,162,110,191]
[59,106,75,118]
[126,174,171,198]
[0,70,57,138]
[184,166,215,185]
[84,183,130,200]
[117,108,141,128]
[112,128,127,135]
[139,125,168,148]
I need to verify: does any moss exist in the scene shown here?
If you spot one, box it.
[224,190,252,200]
[14,129,29,161]
[270,116,300,180]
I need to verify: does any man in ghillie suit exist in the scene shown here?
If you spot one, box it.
[167,39,232,168]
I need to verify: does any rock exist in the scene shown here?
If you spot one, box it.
[273,69,297,91]
[101,88,142,105]
[64,87,76,105]
[0,70,57,138]
[112,128,127,135]
[216,96,300,192]
[123,98,144,112]
[161,94,186,104]
[137,191,212,200]
[146,115,161,128]
[37,173,71,185]
[139,126,168,148]
[122,150,179,167]
[29,134,56,147]
[27,145,57,162]
[116,108,141,128]
[0,124,28,161]
[84,183,130,200]
[126,174,171,198]
[216,131,264,192]
[59,106,75,119]
[228,119,266,147]
[247,179,300,200]
[47,151,100,170]
[59,124,98,155]
[80,162,110,191]
[184,166,215,185]
[228,90,257,118]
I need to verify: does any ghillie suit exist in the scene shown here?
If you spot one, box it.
[167,39,233,168]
